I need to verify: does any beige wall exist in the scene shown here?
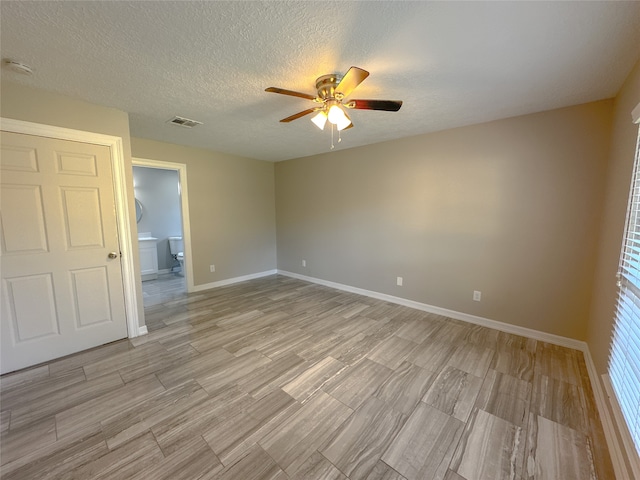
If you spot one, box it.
[276,100,613,339]
[589,59,640,374]
[0,81,145,327]
[131,138,276,286]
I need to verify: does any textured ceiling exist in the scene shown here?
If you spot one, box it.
[1,1,639,162]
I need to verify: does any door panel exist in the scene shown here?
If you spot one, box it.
[1,131,128,374]
[4,273,60,341]
[1,184,49,253]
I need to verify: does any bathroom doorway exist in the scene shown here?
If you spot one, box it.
[132,158,192,308]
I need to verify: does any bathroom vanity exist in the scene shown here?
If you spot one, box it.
[138,234,159,281]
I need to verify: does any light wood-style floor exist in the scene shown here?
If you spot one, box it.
[1,275,613,479]
[142,272,186,307]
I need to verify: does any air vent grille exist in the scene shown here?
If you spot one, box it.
[167,116,203,128]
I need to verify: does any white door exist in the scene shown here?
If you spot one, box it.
[0,131,128,374]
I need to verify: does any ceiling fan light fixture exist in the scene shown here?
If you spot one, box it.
[327,104,346,124]
[311,110,328,130]
[328,105,352,131]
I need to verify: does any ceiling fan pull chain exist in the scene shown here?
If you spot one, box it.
[331,123,335,149]
[338,128,342,143]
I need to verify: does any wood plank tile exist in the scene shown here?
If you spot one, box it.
[320,396,406,480]
[450,409,524,480]
[381,402,464,480]
[130,436,222,480]
[428,321,469,345]
[118,344,200,384]
[100,379,209,449]
[334,331,386,366]
[408,340,457,372]
[48,340,131,375]
[422,366,483,422]
[259,390,353,475]
[332,315,381,338]
[496,331,537,353]
[152,385,253,456]
[490,346,534,382]
[68,431,164,480]
[447,343,494,378]
[443,470,466,480]
[0,411,10,434]
[257,328,313,359]
[283,356,345,402]
[214,444,288,480]
[534,341,581,386]
[530,374,587,434]
[288,451,348,480]
[367,335,419,370]
[0,431,108,480]
[0,365,49,390]
[373,361,437,415]
[0,416,57,466]
[197,350,272,395]
[364,461,408,480]
[236,352,307,399]
[55,375,165,440]
[128,322,194,348]
[525,414,596,480]
[189,324,255,354]
[296,332,347,362]
[574,357,616,480]
[462,325,499,350]
[474,369,531,427]
[155,347,234,389]
[203,389,299,466]
[323,358,393,410]
[0,275,614,479]
[9,371,124,430]
[395,317,442,344]
[1,366,85,411]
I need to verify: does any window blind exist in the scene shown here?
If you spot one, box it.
[609,117,640,459]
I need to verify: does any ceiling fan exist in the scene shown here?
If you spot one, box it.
[265,66,402,132]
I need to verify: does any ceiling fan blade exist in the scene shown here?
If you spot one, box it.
[280,108,317,123]
[265,87,317,101]
[335,67,369,98]
[347,100,403,112]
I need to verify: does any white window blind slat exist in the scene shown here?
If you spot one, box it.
[609,126,640,459]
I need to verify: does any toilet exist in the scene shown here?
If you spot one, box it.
[168,236,185,276]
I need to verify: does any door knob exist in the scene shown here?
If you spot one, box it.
[108,252,119,259]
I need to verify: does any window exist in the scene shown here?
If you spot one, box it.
[609,105,640,462]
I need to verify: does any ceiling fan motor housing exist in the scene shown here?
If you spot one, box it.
[315,74,342,101]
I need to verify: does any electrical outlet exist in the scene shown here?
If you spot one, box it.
[397,276,403,286]
[302,259,306,267]
[473,290,481,301]
[210,264,215,272]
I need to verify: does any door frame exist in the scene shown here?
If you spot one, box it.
[132,158,194,293]
[1,117,142,337]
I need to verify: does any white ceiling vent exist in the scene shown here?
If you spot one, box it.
[166,116,203,128]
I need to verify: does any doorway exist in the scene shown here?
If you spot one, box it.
[132,158,193,309]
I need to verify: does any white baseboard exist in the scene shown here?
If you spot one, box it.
[191,269,277,293]
[137,325,148,336]
[581,350,632,479]
[277,269,632,478]
[601,374,640,479]
[277,270,584,350]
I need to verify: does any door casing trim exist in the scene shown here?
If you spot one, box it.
[1,117,142,338]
